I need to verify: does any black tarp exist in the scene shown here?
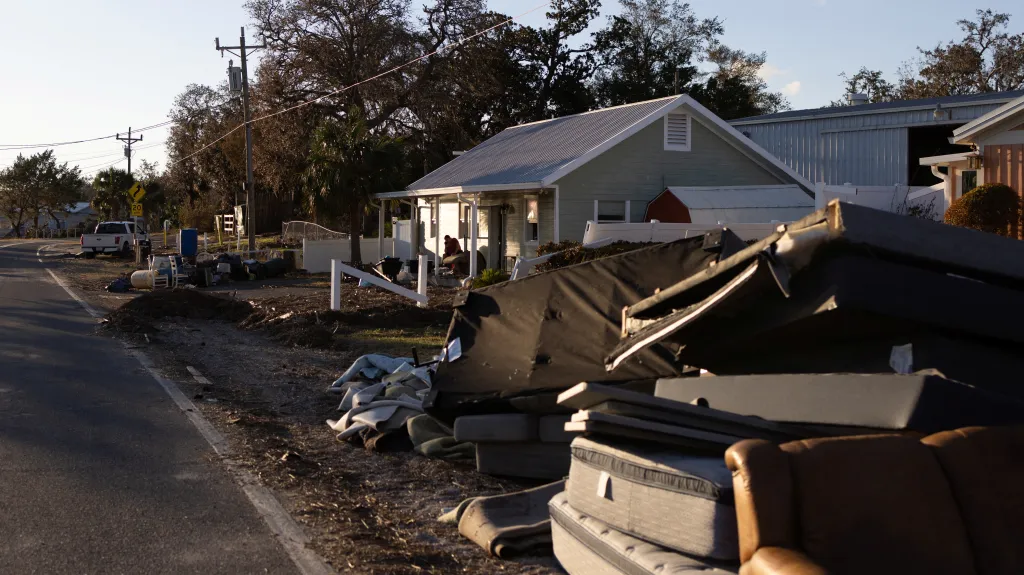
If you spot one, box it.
[607,201,1024,397]
[425,237,726,422]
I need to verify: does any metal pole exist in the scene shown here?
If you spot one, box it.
[240,27,256,253]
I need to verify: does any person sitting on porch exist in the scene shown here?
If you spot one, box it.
[443,235,463,257]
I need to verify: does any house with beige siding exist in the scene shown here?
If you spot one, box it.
[377,94,814,274]
[920,92,1024,210]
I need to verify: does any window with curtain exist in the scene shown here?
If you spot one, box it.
[526,198,539,242]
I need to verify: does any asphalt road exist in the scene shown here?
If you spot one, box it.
[0,242,299,574]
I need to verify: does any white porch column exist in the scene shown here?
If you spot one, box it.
[434,197,441,276]
[410,200,419,261]
[469,197,479,278]
[553,186,560,242]
[593,199,599,222]
[624,199,630,223]
[377,202,385,262]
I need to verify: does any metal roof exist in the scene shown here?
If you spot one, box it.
[406,97,680,190]
[731,90,1024,125]
[666,185,814,210]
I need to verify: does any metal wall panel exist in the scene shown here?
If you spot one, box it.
[736,102,1008,185]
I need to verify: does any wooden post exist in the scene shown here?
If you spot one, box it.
[417,254,428,308]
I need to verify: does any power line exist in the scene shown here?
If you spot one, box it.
[0,133,117,151]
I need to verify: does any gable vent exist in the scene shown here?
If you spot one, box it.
[665,111,691,151]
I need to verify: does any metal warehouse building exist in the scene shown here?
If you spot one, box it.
[731,90,1024,187]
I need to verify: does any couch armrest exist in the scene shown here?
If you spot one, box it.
[742,547,828,575]
[726,440,798,563]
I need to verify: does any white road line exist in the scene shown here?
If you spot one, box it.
[39,261,335,575]
[187,365,213,386]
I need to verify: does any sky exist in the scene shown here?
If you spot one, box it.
[1,0,1021,178]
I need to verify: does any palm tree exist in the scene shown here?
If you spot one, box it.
[304,109,404,263]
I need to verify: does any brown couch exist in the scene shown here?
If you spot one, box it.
[725,426,1024,575]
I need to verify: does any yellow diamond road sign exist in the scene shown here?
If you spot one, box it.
[127,182,147,202]
[131,202,143,217]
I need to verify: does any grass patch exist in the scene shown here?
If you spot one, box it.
[341,326,447,350]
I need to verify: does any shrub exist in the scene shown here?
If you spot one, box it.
[472,268,509,289]
[534,240,656,272]
[944,183,1020,237]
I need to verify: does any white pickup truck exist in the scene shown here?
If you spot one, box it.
[81,220,148,258]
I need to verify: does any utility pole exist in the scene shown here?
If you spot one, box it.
[116,127,143,178]
[117,128,143,222]
[216,27,265,253]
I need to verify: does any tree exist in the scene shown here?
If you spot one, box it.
[91,168,135,221]
[831,67,898,106]
[0,150,84,236]
[521,0,602,119]
[689,45,788,119]
[39,160,85,229]
[900,9,1024,98]
[136,159,168,230]
[593,0,722,106]
[303,109,404,263]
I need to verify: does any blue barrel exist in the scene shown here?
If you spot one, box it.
[178,228,199,257]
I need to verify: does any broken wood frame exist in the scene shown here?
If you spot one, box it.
[330,255,428,310]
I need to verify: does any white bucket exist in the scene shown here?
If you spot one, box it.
[131,270,155,289]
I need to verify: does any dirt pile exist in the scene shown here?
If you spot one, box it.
[104,289,254,333]
[240,284,454,349]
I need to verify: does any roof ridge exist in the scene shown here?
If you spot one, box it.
[732,89,1024,124]
[507,96,680,130]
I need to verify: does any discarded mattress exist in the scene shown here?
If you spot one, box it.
[565,411,743,452]
[608,201,1024,374]
[427,236,732,422]
[567,436,738,561]
[550,492,738,575]
[454,414,539,443]
[458,480,565,558]
[558,382,805,442]
[654,372,1024,433]
[476,442,571,480]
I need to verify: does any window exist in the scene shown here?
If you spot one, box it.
[96,223,128,234]
[526,198,539,242]
[961,170,978,197]
[596,200,626,222]
[664,111,691,151]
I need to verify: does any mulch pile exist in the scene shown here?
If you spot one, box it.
[103,289,254,334]
[240,282,454,349]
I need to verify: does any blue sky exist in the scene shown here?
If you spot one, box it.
[1,0,1020,176]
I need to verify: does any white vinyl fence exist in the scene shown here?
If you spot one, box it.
[814,183,944,220]
[302,238,396,273]
[582,220,782,245]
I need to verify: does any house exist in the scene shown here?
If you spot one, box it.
[38,202,97,230]
[919,92,1024,207]
[376,94,814,274]
[731,90,1024,189]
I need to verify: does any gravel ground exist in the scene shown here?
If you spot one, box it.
[44,245,563,575]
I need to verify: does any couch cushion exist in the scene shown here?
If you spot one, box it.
[924,426,1024,575]
[781,435,976,575]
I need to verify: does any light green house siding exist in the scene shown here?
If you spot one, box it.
[553,116,786,242]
